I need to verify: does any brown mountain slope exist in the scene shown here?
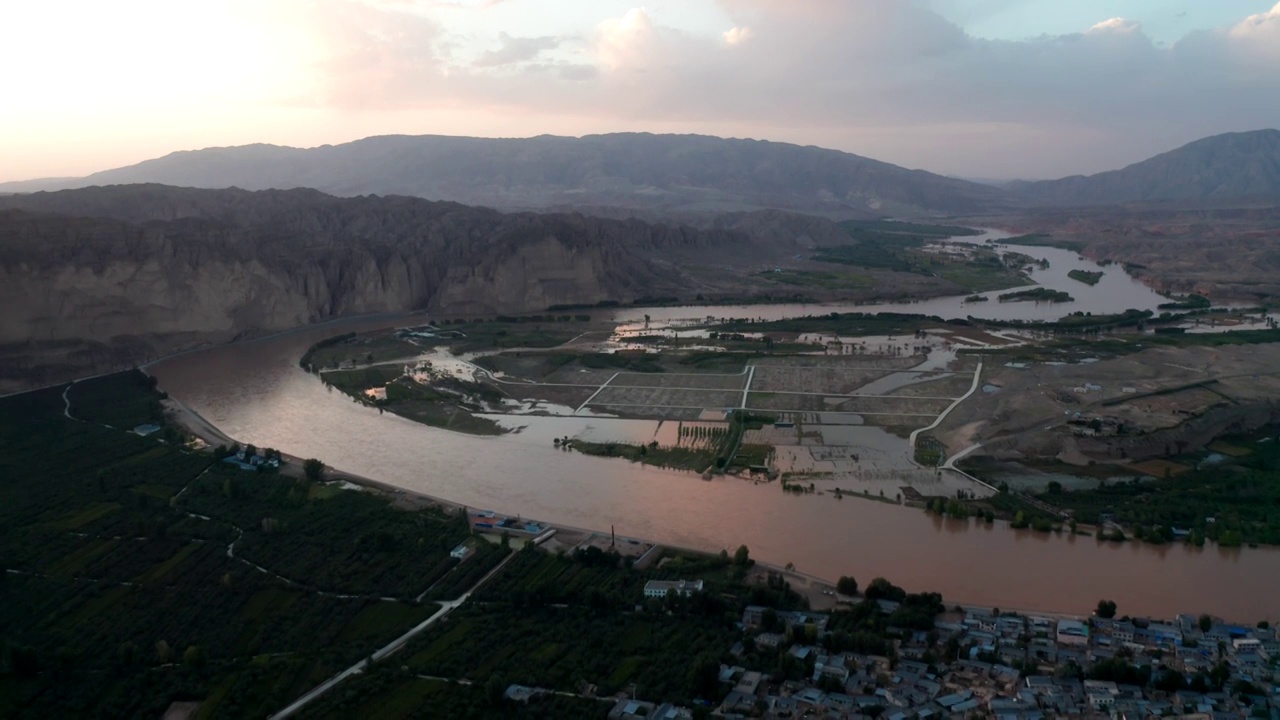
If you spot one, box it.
[0,186,774,390]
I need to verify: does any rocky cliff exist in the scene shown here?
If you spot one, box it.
[0,185,763,391]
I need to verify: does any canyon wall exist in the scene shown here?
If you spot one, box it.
[0,186,757,392]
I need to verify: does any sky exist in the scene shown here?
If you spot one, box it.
[1,0,1278,182]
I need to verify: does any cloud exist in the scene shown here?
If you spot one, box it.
[1087,17,1141,35]
[279,0,1280,177]
[722,26,752,46]
[473,33,563,67]
[595,7,657,71]
[1228,1,1280,59]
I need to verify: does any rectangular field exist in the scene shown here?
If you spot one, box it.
[608,372,748,390]
[749,355,919,370]
[750,366,898,394]
[746,392,951,416]
[543,367,618,386]
[501,384,597,408]
[588,386,743,410]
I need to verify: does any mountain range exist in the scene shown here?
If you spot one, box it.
[3,129,1278,390]
[1007,130,1280,207]
[0,185,819,392]
[4,130,1278,216]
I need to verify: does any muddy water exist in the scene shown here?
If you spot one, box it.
[611,229,1170,325]
[150,235,1280,619]
[152,313,1280,620]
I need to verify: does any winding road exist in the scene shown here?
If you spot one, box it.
[268,531,554,720]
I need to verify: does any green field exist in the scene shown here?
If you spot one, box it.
[568,440,717,472]
[1068,269,1104,286]
[0,374,479,718]
[301,333,425,371]
[1034,435,1280,547]
[66,371,167,430]
[715,311,951,337]
[997,287,1074,303]
[300,674,609,720]
[321,365,506,436]
[812,221,1026,291]
[756,269,873,290]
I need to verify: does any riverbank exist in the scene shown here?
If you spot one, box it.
[154,373,931,612]
[154,374,1263,622]
[143,232,1280,621]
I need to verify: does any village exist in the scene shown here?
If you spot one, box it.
[509,580,1280,720]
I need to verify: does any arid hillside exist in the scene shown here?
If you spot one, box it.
[0,186,770,390]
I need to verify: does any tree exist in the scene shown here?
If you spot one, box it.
[865,577,906,602]
[1209,661,1231,691]
[733,545,751,567]
[303,458,325,482]
[688,653,720,697]
[837,576,859,596]
[1153,669,1186,693]
[760,607,779,631]
[1198,614,1213,633]
[116,642,139,668]
[183,645,205,672]
[1095,599,1117,619]
[485,673,507,705]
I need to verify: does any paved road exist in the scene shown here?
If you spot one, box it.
[269,541,530,719]
[905,360,1000,493]
[907,360,983,453]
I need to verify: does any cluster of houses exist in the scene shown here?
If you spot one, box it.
[588,588,1279,720]
[220,446,281,472]
[1066,414,1124,438]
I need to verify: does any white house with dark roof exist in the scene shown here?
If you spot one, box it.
[643,579,704,598]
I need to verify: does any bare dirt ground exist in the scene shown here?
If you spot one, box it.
[984,205,1280,301]
[496,383,596,408]
[887,373,974,398]
[935,343,1280,464]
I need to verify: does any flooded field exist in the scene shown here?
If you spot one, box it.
[147,232,1280,619]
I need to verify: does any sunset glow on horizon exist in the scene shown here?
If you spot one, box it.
[2,0,1278,182]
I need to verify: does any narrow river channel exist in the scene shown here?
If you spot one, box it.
[149,230,1280,621]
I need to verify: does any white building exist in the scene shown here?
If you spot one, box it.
[644,579,705,599]
[1056,619,1090,646]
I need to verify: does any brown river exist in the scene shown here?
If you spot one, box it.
[149,234,1280,621]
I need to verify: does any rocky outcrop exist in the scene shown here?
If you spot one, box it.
[0,186,763,391]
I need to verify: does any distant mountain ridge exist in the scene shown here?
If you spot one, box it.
[0,133,1015,218]
[1007,130,1280,207]
[4,130,1277,215]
